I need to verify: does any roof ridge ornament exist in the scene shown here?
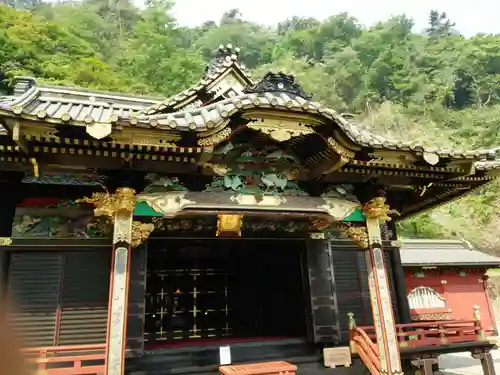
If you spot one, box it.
[205,44,246,76]
[244,72,313,100]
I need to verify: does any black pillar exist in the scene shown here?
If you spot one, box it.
[387,221,412,324]
[0,172,24,296]
[390,246,412,323]
[305,238,341,345]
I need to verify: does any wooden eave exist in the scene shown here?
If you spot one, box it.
[1,90,500,180]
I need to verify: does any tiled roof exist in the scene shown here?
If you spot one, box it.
[0,83,161,123]
[2,83,498,160]
[400,239,500,267]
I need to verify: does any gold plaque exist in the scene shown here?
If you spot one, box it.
[216,214,243,237]
[323,347,351,368]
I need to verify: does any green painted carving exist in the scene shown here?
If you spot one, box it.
[22,172,106,186]
[133,201,163,217]
[205,170,307,196]
[344,208,365,222]
[142,174,187,193]
[11,215,109,238]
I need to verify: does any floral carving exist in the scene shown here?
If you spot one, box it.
[340,224,369,248]
[131,221,155,248]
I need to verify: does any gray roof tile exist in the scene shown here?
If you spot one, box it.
[400,239,500,267]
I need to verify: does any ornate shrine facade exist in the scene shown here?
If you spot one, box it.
[0,45,499,375]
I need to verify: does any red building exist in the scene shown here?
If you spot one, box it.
[401,239,500,335]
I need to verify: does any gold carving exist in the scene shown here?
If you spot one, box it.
[246,118,313,142]
[327,138,355,159]
[216,214,243,237]
[340,225,368,248]
[77,187,136,217]
[198,127,232,146]
[110,130,180,147]
[131,221,155,248]
[362,196,399,223]
[0,237,12,246]
[411,312,451,321]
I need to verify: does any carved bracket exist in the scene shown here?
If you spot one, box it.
[76,187,136,218]
[77,188,154,248]
[131,221,154,248]
[362,196,399,223]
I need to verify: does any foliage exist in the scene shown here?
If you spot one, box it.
[2,1,500,252]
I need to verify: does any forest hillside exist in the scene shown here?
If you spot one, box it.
[2,1,500,253]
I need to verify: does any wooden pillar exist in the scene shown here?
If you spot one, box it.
[363,197,403,375]
[106,188,136,375]
[472,350,497,375]
[77,188,137,375]
[411,358,437,375]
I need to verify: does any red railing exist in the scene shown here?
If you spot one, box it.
[348,310,486,375]
[350,327,381,375]
[357,319,483,348]
[21,344,106,375]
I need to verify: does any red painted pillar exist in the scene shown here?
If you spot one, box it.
[363,197,403,375]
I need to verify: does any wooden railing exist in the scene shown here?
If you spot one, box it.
[349,325,381,375]
[348,307,487,374]
[357,319,483,348]
[21,344,106,375]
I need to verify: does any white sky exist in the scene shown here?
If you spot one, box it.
[171,0,497,36]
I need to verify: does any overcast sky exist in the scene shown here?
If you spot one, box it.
[171,0,497,37]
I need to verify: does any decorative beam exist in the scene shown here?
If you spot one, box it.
[76,188,153,375]
[362,196,403,375]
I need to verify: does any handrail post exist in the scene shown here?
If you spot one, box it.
[439,322,448,344]
[473,305,486,340]
[347,312,357,354]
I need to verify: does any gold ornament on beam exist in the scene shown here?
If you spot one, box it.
[131,221,155,248]
[362,196,399,223]
[340,224,369,249]
[216,214,243,237]
[76,187,137,218]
